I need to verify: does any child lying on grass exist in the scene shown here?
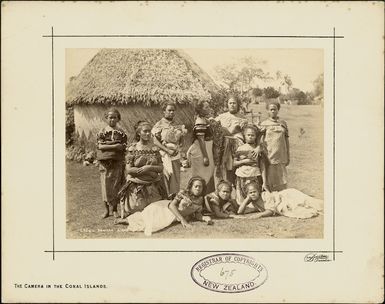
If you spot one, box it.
[238,182,323,219]
[204,180,244,219]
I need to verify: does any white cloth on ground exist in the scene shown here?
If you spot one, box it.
[261,188,323,219]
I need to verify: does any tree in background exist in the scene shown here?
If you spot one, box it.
[263,86,280,99]
[214,57,271,110]
[312,73,324,104]
[275,71,293,95]
[252,87,263,98]
[214,56,270,92]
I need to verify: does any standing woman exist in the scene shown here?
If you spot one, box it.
[187,101,215,193]
[260,101,290,192]
[96,108,127,218]
[186,100,224,193]
[152,102,187,196]
[215,95,249,185]
[120,121,167,217]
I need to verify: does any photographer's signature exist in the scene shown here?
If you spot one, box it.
[304,253,331,262]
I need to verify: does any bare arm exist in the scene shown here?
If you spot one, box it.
[125,163,140,176]
[168,198,191,228]
[211,204,230,219]
[196,133,210,166]
[233,158,257,168]
[260,160,269,192]
[194,211,213,223]
[238,196,251,214]
[98,143,124,151]
[152,135,175,156]
[140,164,163,173]
[285,136,290,166]
[248,209,274,219]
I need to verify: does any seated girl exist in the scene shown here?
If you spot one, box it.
[204,180,240,219]
[115,176,212,236]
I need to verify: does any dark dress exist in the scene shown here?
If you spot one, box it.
[96,126,127,208]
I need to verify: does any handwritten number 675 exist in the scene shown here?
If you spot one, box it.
[220,268,236,279]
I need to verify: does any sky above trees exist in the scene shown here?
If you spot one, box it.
[66,48,323,92]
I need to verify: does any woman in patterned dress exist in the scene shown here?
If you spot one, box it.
[119,121,167,218]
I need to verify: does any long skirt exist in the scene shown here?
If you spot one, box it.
[267,163,288,192]
[98,159,125,208]
[161,152,181,196]
[125,200,176,236]
[168,159,181,195]
[187,139,215,193]
[125,180,166,213]
[219,136,244,185]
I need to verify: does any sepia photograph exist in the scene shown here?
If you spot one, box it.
[3,2,383,303]
[66,48,324,239]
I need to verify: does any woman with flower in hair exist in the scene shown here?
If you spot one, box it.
[96,108,127,218]
[115,176,212,236]
[118,121,167,218]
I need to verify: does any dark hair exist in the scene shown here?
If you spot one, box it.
[186,176,207,197]
[134,120,151,141]
[194,100,212,117]
[243,124,258,135]
[104,108,121,120]
[226,94,242,113]
[162,102,177,111]
[244,181,260,195]
[216,180,232,192]
[265,100,281,111]
[242,124,260,142]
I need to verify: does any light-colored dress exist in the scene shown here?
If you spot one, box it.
[152,118,187,195]
[215,112,248,184]
[234,143,262,204]
[261,188,323,219]
[260,118,289,191]
[124,190,204,236]
[96,126,127,207]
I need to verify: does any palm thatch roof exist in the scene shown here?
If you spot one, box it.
[66,49,218,105]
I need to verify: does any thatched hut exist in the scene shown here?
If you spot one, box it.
[66,49,219,150]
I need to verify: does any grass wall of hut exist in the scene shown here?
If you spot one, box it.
[73,103,195,150]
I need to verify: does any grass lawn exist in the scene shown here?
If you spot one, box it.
[66,104,324,239]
